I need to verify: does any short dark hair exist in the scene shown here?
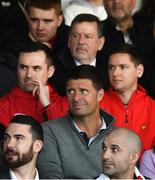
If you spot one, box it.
[109,44,143,67]
[19,42,54,66]
[25,0,62,16]
[66,65,103,91]
[10,115,43,142]
[70,13,103,37]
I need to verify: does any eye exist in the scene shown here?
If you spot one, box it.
[67,89,75,95]
[33,66,41,71]
[102,146,107,152]
[19,64,27,70]
[108,65,115,71]
[112,147,119,153]
[3,135,9,142]
[71,33,80,39]
[15,135,24,141]
[85,34,93,39]
[120,65,128,70]
[80,89,88,95]
[30,18,38,23]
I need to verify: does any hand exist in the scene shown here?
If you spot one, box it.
[32,78,50,108]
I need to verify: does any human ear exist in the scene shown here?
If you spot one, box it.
[97,36,105,51]
[137,64,144,78]
[48,65,55,78]
[97,89,104,102]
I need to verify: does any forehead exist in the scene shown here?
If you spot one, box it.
[19,51,47,65]
[109,53,132,65]
[5,123,31,136]
[29,7,57,18]
[67,79,94,88]
[71,22,98,34]
[104,133,126,148]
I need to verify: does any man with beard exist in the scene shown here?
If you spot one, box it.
[0,42,68,127]
[96,128,144,179]
[0,114,43,179]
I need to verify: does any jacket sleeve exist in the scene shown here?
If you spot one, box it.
[44,96,69,120]
[37,123,64,179]
[0,96,13,127]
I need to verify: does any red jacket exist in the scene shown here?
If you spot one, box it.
[100,86,155,153]
[0,85,69,126]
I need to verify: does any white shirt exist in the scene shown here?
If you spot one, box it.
[74,58,96,67]
[10,168,39,180]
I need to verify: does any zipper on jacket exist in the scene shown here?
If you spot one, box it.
[124,104,128,124]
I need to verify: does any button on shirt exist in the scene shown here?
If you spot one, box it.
[73,118,106,146]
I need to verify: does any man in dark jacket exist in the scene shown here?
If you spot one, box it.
[51,13,109,96]
[0,0,69,97]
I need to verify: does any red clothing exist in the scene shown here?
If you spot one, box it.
[0,85,69,126]
[100,86,155,153]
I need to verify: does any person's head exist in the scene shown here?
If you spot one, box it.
[108,45,144,93]
[3,114,43,169]
[66,65,104,117]
[102,128,142,179]
[68,13,105,64]
[104,0,136,23]
[25,0,63,44]
[17,42,55,92]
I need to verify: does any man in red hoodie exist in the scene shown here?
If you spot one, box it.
[100,45,155,154]
[0,42,68,127]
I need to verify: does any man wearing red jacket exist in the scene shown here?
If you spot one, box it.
[100,45,155,154]
[0,42,68,127]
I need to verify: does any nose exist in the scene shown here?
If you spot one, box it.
[73,91,81,102]
[26,68,34,78]
[5,138,16,149]
[37,21,44,30]
[102,149,111,160]
[113,67,121,76]
[78,34,85,44]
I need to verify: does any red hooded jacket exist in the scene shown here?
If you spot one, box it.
[100,85,155,153]
[0,85,69,126]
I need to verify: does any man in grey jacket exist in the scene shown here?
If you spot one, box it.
[37,65,115,179]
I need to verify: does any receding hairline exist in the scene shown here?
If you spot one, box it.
[105,128,142,153]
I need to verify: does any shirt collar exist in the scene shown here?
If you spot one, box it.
[74,58,96,66]
[73,117,106,134]
[10,168,39,180]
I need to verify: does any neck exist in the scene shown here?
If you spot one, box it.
[28,32,52,48]
[115,17,133,32]
[116,86,137,104]
[12,162,36,180]
[74,110,102,138]
[110,167,135,179]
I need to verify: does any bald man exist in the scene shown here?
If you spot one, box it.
[97,128,145,179]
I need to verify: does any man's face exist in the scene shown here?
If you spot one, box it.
[68,22,104,64]
[28,7,63,43]
[108,53,143,93]
[17,50,54,92]
[66,79,103,117]
[102,134,130,178]
[104,0,136,21]
[3,123,34,168]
